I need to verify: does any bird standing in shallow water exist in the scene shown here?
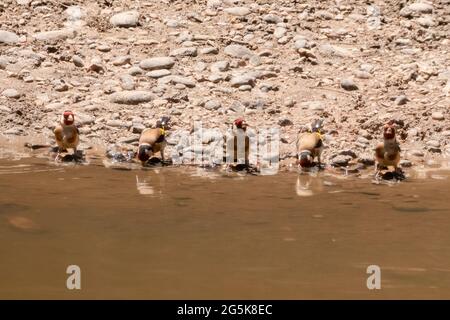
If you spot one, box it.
[53,111,80,161]
[296,119,324,169]
[224,118,251,171]
[374,120,401,179]
[232,118,250,166]
[137,116,170,166]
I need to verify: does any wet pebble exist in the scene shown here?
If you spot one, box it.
[331,155,352,167]
[400,159,412,168]
[358,155,375,166]
[411,150,425,157]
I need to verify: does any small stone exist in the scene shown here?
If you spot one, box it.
[297,48,317,60]
[146,69,171,79]
[339,149,358,158]
[97,44,111,52]
[200,47,218,55]
[248,55,260,67]
[263,14,282,24]
[106,120,129,128]
[0,106,12,113]
[417,16,435,28]
[400,159,412,168]
[411,150,424,157]
[431,112,444,121]
[128,66,144,76]
[331,155,352,167]
[283,98,296,107]
[0,56,8,69]
[72,55,84,67]
[110,91,154,104]
[208,73,225,83]
[132,123,146,134]
[120,74,135,90]
[395,95,408,105]
[238,85,253,91]
[400,3,433,17]
[224,44,254,59]
[230,74,256,87]
[0,30,19,44]
[165,19,181,28]
[118,135,139,144]
[33,29,76,41]
[204,100,221,110]
[360,64,374,73]
[224,7,251,16]
[2,88,21,99]
[210,60,229,72]
[158,75,196,88]
[278,118,293,127]
[170,47,197,57]
[87,57,104,73]
[318,44,353,58]
[112,56,131,66]
[53,79,69,92]
[340,78,358,91]
[274,27,287,39]
[110,11,139,28]
[4,127,23,135]
[358,155,375,166]
[139,57,175,71]
[354,71,371,79]
[294,39,310,49]
[426,140,440,148]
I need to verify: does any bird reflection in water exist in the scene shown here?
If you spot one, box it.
[295,171,324,197]
[135,169,165,196]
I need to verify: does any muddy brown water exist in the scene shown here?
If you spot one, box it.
[0,157,449,299]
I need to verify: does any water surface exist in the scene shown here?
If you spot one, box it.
[0,158,449,299]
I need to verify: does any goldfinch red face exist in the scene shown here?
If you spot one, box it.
[383,123,396,140]
[62,111,75,125]
[234,118,248,130]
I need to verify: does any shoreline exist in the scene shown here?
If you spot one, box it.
[1,133,449,181]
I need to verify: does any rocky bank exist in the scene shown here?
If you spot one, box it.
[0,0,449,171]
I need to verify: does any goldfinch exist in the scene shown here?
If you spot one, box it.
[137,116,170,165]
[374,120,401,178]
[296,119,324,168]
[53,111,80,161]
